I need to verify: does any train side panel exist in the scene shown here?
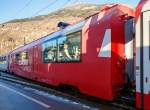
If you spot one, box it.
[10,48,34,79]
[9,4,134,101]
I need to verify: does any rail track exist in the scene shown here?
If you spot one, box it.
[0,72,135,110]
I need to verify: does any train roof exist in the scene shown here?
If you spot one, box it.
[10,3,134,54]
[135,0,148,20]
[141,0,150,12]
[10,19,85,54]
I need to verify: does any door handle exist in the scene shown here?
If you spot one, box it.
[145,77,148,83]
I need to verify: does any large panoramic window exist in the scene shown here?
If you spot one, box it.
[42,31,81,63]
[58,31,81,62]
[42,40,57,63]
[15,52,29,65]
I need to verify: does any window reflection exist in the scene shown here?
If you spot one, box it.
[58,32,81,62]
[15,52,29,65]
[42,40,57,63]
[42,31,81,63]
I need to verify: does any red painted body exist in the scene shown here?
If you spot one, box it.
[5,4,134,101]
[136,92,150,110]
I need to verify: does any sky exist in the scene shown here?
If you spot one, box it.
[0,0,140,24]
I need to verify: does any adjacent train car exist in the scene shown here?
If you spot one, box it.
[8,4,135,101]
[0,54,9,72]
[136,0,150,110]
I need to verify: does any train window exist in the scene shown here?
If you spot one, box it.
[0,56,6,64]
[21,52,28,60]
[57,37,67,62]
[15,53,21,61]
[15,52,29,65]
[58,31,81,62]
[42,40,57,63]
[21,52,29,65]
[42,31,81,63]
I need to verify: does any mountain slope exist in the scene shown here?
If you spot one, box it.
[0,3,101,55]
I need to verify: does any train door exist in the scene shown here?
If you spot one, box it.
[136,2,150,109]
[143,8,150,95]
[33,46,38,74]
[122,17,135,108]
[142,9,150,110]
[125,17,135,85]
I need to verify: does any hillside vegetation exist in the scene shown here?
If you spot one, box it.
[0,3,101,55]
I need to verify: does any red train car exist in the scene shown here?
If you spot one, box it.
[8,4,134,101]
[135,0,150,110]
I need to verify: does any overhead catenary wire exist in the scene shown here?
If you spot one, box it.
[31,0,60,17]
[1,0,77,24]
[33,0,71,26]
[2,0,72,30]
[11,0,33,19]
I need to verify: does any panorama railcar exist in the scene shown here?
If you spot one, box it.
[6,4,135,101]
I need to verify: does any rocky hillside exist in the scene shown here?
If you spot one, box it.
[0,3,101,55]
